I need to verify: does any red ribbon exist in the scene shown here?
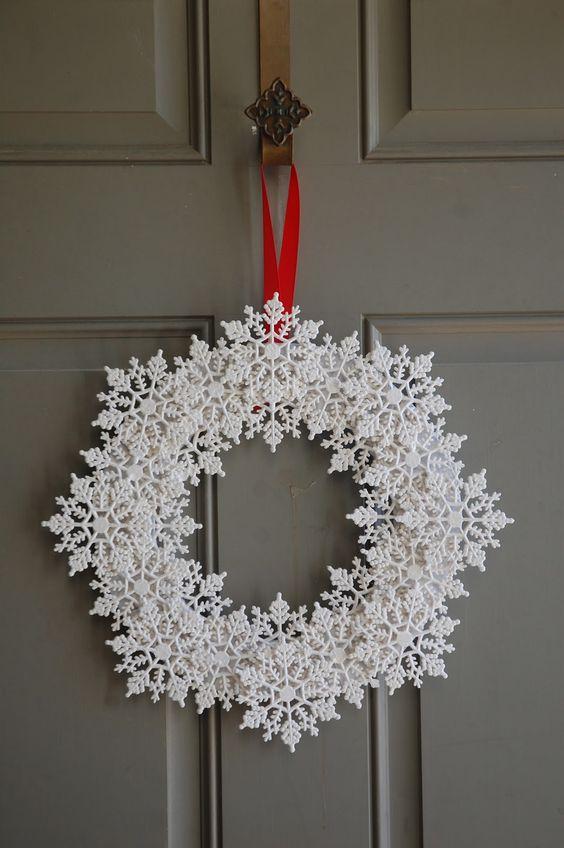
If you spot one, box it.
[261,165,300,312]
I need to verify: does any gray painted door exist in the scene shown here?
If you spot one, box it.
[1,2,563,846]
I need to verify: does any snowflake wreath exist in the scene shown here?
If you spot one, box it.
[43,296,512,751]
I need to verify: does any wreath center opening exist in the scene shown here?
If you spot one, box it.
[216,428,358,612]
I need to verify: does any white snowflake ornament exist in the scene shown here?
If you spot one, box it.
[43,296,512,750]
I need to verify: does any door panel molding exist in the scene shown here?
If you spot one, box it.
[365,320,424,848]
[369,686,423,848]
[363,311,564,363]
[361,0,564,161]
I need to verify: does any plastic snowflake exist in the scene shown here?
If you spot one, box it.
[43,296,512,750]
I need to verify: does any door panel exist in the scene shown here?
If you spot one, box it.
[362,0,564,157]
[1,2,563,847]
[0,0,209,161]
[368,315,564,848]
[0,322,219,848]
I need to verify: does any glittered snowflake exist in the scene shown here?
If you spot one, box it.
[43,296,512,750]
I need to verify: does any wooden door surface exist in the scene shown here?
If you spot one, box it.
[1,2,563,847]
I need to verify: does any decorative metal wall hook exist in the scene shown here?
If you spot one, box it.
[246,0,310,166]
[245,78,311,149]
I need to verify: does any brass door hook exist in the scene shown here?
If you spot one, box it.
[244,0,311,166]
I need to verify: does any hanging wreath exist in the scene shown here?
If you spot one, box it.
[43,295,512,751]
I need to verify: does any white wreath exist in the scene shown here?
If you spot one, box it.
[44,296,511,751]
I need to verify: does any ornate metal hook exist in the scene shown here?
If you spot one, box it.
[245,78,312,148]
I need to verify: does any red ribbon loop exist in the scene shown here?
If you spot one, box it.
[261,165,300,312]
